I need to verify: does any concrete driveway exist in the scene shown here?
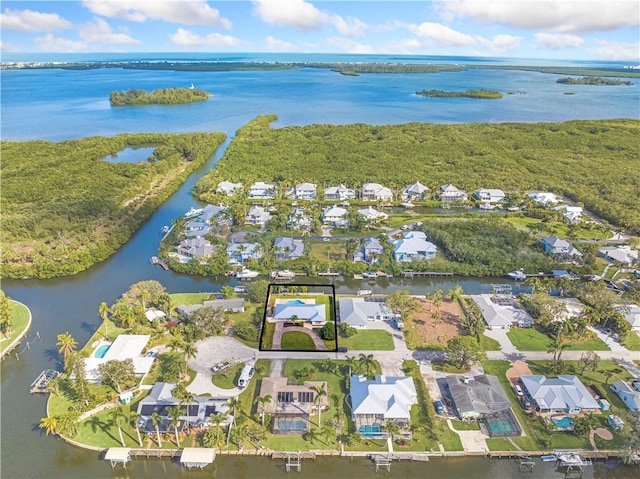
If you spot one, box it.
[188,336,256,375]
[588,326,629,352]
[447,420,489,452]
[483,328,516,354]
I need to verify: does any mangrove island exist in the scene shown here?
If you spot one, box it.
[109,87,210,106]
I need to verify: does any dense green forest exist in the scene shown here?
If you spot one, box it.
[109,87,209,106]
[1,132,225,278]
[416,89,502,99]
[556,77,634,85]
[195,116,640,233]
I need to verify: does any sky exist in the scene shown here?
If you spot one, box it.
[1,0,639,61]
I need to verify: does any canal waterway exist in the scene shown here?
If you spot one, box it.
[2,54,639,478]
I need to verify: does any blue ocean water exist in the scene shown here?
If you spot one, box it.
[1,53,638,141]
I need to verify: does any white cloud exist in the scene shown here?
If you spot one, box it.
[410,22,476,46]
[170,28,246,47]
[441,0,639,34]
[78,18,140,44]
[534,33,583,50]
[264,36,300,52]
[82,0,231,28]
[477,33,523,52]
[34,34,86,52]
[380,38,424,54]
[252,0,366,36]
[325,37,374,54]
[590,40,640,61]
[0,8,71,32]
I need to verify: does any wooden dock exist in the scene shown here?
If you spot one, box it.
[30,369,60,393]
[401,271,453,277]
[150,256,169,271]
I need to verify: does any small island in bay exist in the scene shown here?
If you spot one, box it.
[416,89,503,99]
[556,76,634,86]
[109,87,210,106]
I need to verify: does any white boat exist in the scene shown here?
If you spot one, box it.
[189,82,195,90]
[507,268,527,281]
[357,289,372,296]
[236,268,259,279]
[362,271,378,279]
[271,270,296,280]
[478,203,495,210]
[555,453,586,466]
[401,202,415,209]
[184,207,203,218]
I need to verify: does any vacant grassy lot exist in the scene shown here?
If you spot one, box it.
[339,329,394,350]
[281,331,316,350]
[309,241,347,263]
[169,292,211,307]
[507,326,609,351]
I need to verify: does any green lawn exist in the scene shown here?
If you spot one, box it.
[260,322,275,349]
[507,326,609,351]
[431,360,470,374]
[621,331,640,351]
[168,292,211,308]
[212,362,245,389]
[479,334,502,351]
[309,241,347,263]
[450,419,481,431]
[281,331,317,350]
[79,319,128,354]
[0,300,31,356]
[339,329,395,350]
[502,216,612,241]
[485,437,519,451]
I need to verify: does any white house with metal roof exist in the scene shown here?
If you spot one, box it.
[245,205,271,226]
[474,188,505,203]
[402,182,429,201]
[293,182,317,200]
[248,181,276,199]
[84,335,155,383]
[361,183,393,202]
[357,206,388,223]
[440,184,468,202]
[611,380,640,412]
[528,191,559,205]
[273,303,327,325]
[471,294,532,329]
[541,236,582,260]
[324,184,356,201]
[339,298,395,329]
[600,246,638,266]
[520,375,599,414]
[216,181,242,196]
[322,206,349,227]
[184,204,227,237]
[617,304,640,330]
[392,231,437,262]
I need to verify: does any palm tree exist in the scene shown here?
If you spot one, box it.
[448,285,464,303]
[168,337,185,353]
[358,353,376,377]
[383,420,401,443]
[130,411,144,447]
[183,342,198,361]
[345,355,358,376]
[254,394,272,426]
[109,406,128,447]
[99,302,110,338]
[224,397,243,445]
[47,377,61,397]
[56,332,77,358]
[151,411,163,447]
[313,384,327,425]
[167,406,182,447]
[39,416,59,436]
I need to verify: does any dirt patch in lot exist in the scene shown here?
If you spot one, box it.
[409,297,465,347]
[505,360,532,387]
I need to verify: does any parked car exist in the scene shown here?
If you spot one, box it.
[515,385,523,396]
[337,347,348,353]
[603,328,612,335]
[524,400,532,409]
[612,332,620,340]
[435,400,444,415]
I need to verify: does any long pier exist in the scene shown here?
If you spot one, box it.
[401,271,454,277]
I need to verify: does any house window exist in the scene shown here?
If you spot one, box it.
[278,392,294,402]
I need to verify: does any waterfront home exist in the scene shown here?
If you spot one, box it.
[392,231,436,262]
[541,236,583,260]
[599,245,638,266]
[137,382,231,433]
[350,374,417,437]
[245,205,271,226]
[248,181,276,199]
[144,308,166,323]
[401,181,429,201]
[226,242,262,264]
[176,298,245,318]
[446,374,514,422]
[439,184,468,202]
[216,180,242,196]
[287,207,312,230]
[361,183,393,202]
[554,205,583,223]
[258,378,328,434]
[520,375,599,414]
[474,188,505,203]
[339,297,395,329]
[324,184,356,201]
[322,205,349,227]
[293,182,317,200]
[184,204,227,237]
[611,379,640,412]
[471,294,532,329]
[176,237,215,259]
[354,237,384,263]
[274,237,305,260]
[357,206,388,223]
[528,191,559,205]
[272,303,327,325]
[617,304,640,330]
[84,335,155,383]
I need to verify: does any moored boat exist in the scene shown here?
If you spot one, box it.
[236,268,259,279]
[507,268,526,281]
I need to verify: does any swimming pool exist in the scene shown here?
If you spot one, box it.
[285,300,306,305]
[487,419,517,435]
[277,420,307,432]
[94,344,111,358]
[552,416,574,429]
[359,424,383,436]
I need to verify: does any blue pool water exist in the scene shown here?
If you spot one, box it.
[286,300,306,305]
[95,344,111,358]
[552,416,574,429]
[359,424,383,435]
[277,420,307,432]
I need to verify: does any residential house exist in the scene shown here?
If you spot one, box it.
[358,237,384,263]
[84,335,155,383]
[599,246,638,266]
[471,294,533,329]
[617,304,640,330]
[258,378,328,434]
[440,184,468,202]
[520,375,600,414]
[226,242,262,264]
[339,298,395,329]
[402,182,429,201]
[474,188,505,203]
[324,184,356,201]
[245,205,271,226]
[176,237,215,259]
[611,379,640,412]
[541,236,582,260]
[528,191,559,205]
[184,204,227,237]
[137,382,231,433]
[294,182,317,200]
[248,181,276,199]
[274,237,305,260]
[287,207,312,230]
[176,298,246,318]
[322,206,349,227]
[216,181,242,196]
[350,374,417,436]
[144,308,166,323]
[357,206,388,223]
[445,375,515,425]
[272,303,326,325]
[554,205,583,223]
[361,183,393,202]
[392,231,437,262]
